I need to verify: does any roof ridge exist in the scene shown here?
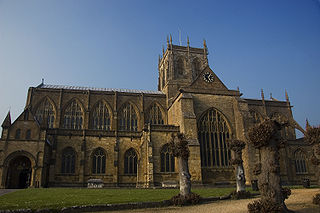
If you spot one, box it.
[39,84,164,95]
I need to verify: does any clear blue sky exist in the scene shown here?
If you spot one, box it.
[1,0,320,137]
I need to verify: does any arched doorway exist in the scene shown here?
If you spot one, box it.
[6,156,32,189]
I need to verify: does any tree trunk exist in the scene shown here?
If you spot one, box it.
[236,164,246,192]
[258,139,285,207]
[179,157,191,196]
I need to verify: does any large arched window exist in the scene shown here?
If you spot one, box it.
[124,148,137,175]
[192,58,201,80]
[61,147,75,174]
[160,144,175,173]
[92,101,111,130]
[35,98,55,128]
[63,100,83,129]
[198,108,231,167]
[92,148,106,174]
[145,103,164,125]
[294,150,307,174]
[118,103,138,131]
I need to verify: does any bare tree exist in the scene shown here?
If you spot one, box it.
[169,133,200,205]
[247,119,292,213]
[227,139,247,194]
[304,124,320,206]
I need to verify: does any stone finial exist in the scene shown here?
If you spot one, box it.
[261,89,265,100]
[203,39,207,49]
[306,119,310,129]
[162,45,165,56]
[170,34,172,45]
[285,89,289,103]
[1,111,11,128]
[158,54,161,65]
[187,36,190,47]
[167,35,169,47]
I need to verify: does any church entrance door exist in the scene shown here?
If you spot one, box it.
[6,156,32,189]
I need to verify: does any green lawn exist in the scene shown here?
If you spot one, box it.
[0,187,236,210]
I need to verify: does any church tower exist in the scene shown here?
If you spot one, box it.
[158,36,209,105]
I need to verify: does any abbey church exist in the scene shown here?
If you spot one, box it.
[0,39,316,188]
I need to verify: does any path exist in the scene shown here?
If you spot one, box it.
[103,188,320,213]
[0,189,20,196]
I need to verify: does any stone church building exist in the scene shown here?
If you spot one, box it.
[0,40,316,188]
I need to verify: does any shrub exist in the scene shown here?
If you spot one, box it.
[231,190,251,200]
[170,192,201,206]
[248,198,283,213]
[313,193,320,206]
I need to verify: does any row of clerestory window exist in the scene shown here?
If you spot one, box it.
[34,99,165,131]
[61,145,175,175]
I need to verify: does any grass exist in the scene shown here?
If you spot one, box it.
[0,187,236,210]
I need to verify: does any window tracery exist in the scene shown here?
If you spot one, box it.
[92,101,111,130]
[160,144,175,172]
[124,148,137,175]
[61,147,75,174]
[63,100,83,129]
[198,108,231,168]
[92,148,106,174]
[294,150,307,174]
[118,103,138,131]
[35,98,55,128]
[145,103,164,125]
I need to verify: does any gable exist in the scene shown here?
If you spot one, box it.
[188,66,229,91]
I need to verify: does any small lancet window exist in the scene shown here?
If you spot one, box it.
[15,129,21,139]
[294,150,307,174]
[26,129,31,140]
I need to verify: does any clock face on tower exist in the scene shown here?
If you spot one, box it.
[203,72,214,83]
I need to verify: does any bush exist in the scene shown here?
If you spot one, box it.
[313,193,320,206]
[170,192,201,206]
[231,190,251,199]
[248,199,284,213]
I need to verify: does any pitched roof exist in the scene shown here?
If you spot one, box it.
[37,84,164,95]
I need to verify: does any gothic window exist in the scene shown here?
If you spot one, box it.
[25,129,31,140]
[118,103,138,131]
[271,112,288,139]
[124,148,137,175]
[175,58,184,77]
[15,129,21,139]
[35,98,55,128]
[92,148,106,174]
[145,103,164,125]
[250,110,263,124]
[294,150,307,174]
[61,147,75,174]
[160,144,175,172]
[63,100,83,129]
[92,101,111,130]
[198,108,231,168]
[192,58,201,80]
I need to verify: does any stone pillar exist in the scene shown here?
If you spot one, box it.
[79,138,86,186]
[113,139,119,186]
[145,124,154,188]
